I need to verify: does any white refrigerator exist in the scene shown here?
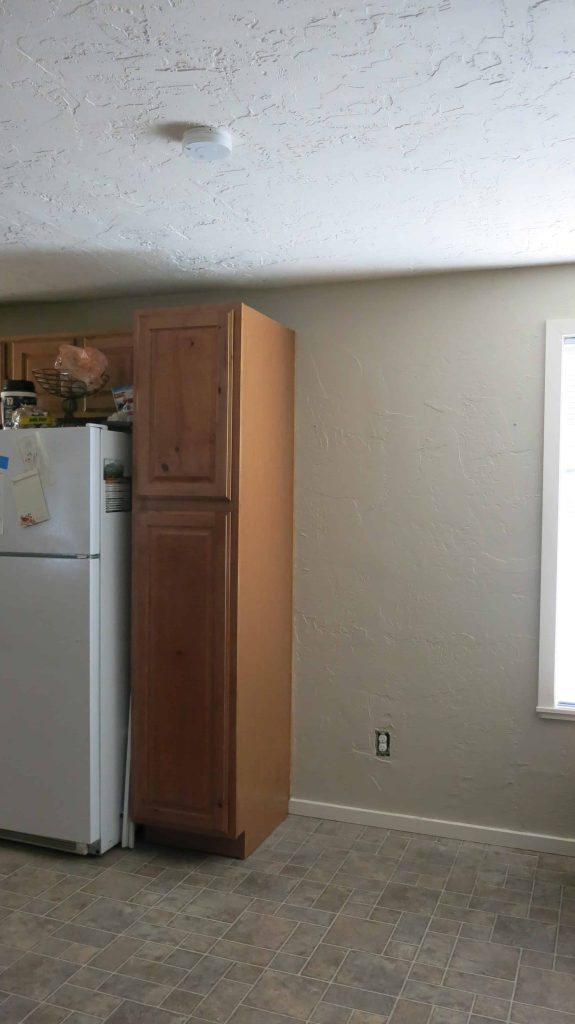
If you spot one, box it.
[0,425,131,854]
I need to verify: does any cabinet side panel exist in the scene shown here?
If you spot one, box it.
[236,306,295,846]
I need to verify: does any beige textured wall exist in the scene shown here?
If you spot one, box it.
[3,264,575,838]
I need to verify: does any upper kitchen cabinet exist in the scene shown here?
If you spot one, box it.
[134,307,233,499]
[79,332,134,416]
[3,331,134,420]
[6,335,78,417]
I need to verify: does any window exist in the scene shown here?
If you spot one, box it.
[538,320,575,719]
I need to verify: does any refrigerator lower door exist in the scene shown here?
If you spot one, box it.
[0,556,99,848]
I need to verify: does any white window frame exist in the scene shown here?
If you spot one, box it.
[537,319,575,720]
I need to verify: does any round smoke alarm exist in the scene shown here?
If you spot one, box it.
[182,126,233,161]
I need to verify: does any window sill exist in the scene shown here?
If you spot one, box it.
[537,705,575,722]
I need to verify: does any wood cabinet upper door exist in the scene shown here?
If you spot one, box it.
[131,508,231,835]
[134,308,233,498]
[8,336,77,417]
[80,332,134,416]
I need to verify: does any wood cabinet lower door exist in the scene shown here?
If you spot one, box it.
[131,508,231,834]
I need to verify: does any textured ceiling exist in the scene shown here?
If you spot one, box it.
[1,0,574,301]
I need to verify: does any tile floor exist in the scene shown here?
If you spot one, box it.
[0,816,574,1024]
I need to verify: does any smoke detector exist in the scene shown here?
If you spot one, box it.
[182,126,233,162]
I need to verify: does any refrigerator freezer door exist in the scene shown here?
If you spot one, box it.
[0,556,99,846]
[0,427,100,556]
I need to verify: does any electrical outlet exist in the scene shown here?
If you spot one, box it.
[375,730,391,758]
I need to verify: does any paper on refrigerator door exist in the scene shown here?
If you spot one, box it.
[11,470,50,527]
[15,433,53,485]
[0,455,8,534]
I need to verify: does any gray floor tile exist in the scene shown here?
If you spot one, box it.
[236,873,299,902]
[211,939,275,967]
[187,890,253,924]
[515,964,575,1013]
[47,982,121,1017]
[379,885,439,916]
[22,1007,70,1024]
[229,1008,301,1024]
[391,913,430,945]
[270,952,308,974]
[334,950,410,996]
[311,1004,351,1024]
[389,1000,432,1023]
[491,916,557,952]
[449,937,520,980]
[0,912,59,951]
[0,952,79,999]
[179,954,232,994]
[472,995,510,1020]
[323,983,396,1016]
[442,969,513,1000]
[0,993,39,1022]
[302,945,347,982]
[0,868,66,898]
[315,888,352,914]
[401,981,474,1012]
[347,1012,387,1024]
[510,1000,575,1022]
[194,978,251,1022]
[54,922,117,949]
[88,935,143,971]
[161,988,204,1014]
[60,1015,101,1024]
[82,871,147,901]
[106,1001,188,1024]
[428,1011,468,1024]
[324,916,394,954]
[340,855,395,884]
[245,970,325,1020]
[227,963,264,985]
[68,965,109,990]
[0,942,26,966]
[118,955,188,987]
[276,905,336,928]
[416,932,456,968]
[225,912,296,950]
[557,925,575,958]
[99,971,172,1005]
[315,823,364,843]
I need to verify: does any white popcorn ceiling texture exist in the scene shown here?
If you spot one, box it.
[1,0,574,301]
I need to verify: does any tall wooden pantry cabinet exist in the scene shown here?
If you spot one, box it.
[131,304,295,857]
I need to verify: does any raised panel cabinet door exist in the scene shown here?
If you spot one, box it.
[134,308,233,498]
[80,332,134,416]
[8,337,77,417]
[131,509,231,834]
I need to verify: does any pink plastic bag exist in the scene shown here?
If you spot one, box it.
[56,344,108,389]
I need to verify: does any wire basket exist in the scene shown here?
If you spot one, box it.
[33,369,110,425]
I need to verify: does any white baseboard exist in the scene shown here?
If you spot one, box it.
[288,797,575,856]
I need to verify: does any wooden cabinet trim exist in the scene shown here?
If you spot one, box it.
[135,306,235,329]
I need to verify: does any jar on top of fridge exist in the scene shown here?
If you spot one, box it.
[1,380,37,428]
